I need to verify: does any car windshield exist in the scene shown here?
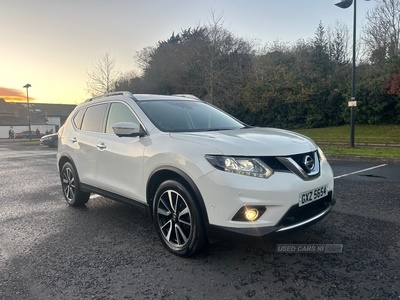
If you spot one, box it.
[138,100,245,132]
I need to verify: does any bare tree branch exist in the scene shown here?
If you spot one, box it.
[362,0,400,62]
[86,51,120,97]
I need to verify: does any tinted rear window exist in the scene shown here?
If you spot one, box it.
[81,104,108,132]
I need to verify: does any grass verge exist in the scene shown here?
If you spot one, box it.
[294,124,400,144]
[320,145,400,159]
[294,124,400,159]
[20,141,40,146]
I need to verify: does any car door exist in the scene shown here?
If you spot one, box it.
[73,103,108,187]
[95,101,146,202]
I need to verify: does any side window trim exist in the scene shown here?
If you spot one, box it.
[101,103,111,133]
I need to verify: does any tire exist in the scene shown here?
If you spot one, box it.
[153,180,207,257]
[60,162,90,206]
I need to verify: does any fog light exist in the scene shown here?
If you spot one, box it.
[244,208,259,221]
[232,206,266,221]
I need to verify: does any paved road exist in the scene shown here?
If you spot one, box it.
[0,143,399,299]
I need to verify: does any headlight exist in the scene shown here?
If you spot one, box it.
[205,155,273,178]
[317,147,328,162]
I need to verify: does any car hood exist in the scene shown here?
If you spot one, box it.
[169,127,318,156]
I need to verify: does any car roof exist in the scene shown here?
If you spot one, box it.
[84,92,200,104]
[133,94,200,101]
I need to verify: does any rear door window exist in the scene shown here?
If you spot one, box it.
[81,104,108,133]
[73,108,86,129]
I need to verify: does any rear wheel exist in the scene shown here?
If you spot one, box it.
[60,162,90,206]
[153,180,206,257]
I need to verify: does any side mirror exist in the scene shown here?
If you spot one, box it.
[112,122,145,137]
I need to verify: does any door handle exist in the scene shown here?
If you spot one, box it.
[97,142,107,150]
[70,137,77,143]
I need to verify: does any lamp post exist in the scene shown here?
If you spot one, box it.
[23,83,32,141]
[335,0,356,147]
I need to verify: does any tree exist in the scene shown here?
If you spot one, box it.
[113,70,142,92]
[86,51,120,96]
[182,12,254,111]
[132,14,254,113]
[363,0,400,63]
[132,28,207,95]
[327,21,351,65]
[387,66,400,96]
[312,22,331,74]
[112,12,399,128]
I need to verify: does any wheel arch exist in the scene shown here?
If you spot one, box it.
[58,154,84,188]
[58,154,75,173]
[58,154,90,206]
[146,167,209,225]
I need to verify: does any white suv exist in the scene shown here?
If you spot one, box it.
[57,92,335,257]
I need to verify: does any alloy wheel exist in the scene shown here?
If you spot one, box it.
[156,189,192,248]
[62,167,76,203]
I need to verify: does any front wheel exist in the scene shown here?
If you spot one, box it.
[60,162,90,206]
[153,180,206,257]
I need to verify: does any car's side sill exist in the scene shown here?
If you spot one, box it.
[81,184,150,215]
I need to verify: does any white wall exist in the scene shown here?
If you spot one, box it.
[47,116,61,127]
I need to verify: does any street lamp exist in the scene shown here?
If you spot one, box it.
[23,83,32,141]
[335,0,356,147]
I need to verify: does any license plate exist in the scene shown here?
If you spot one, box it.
[299,185,328,207]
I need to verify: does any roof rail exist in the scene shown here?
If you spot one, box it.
[171,94,200,100]
[84,91,134,103]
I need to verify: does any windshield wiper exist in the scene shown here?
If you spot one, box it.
[240,125,253,129]
[201,128,233,132]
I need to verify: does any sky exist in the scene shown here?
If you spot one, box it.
[0,0,376,105]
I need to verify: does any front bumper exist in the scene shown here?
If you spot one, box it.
[40,140,50,146]
[40,137,56,146]
[206,193,335,240]
[195,159,335,238]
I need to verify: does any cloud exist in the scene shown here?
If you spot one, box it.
[0,87,36,102]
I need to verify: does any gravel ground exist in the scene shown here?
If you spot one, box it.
[0,142,399,299]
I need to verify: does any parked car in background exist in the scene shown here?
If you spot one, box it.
[57,92,335,257]
[15,130,36,138]
[40,133,58,147]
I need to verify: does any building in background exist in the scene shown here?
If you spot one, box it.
[0,98,76,138]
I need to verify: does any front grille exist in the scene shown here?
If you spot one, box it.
[259,151,320,180]
[278,192,333,227]
[289,151,316,174]
[259,157,288,171]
